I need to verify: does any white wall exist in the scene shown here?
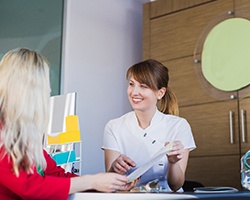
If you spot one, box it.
[62,0,147,174]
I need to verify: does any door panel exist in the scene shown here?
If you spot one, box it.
[179,100,239,156]
[186,155,241,189]
[150,0,234,61]
[239,97,250,155]
[165,57,237,107]
[235,0,250,19]
[150,0,213,18]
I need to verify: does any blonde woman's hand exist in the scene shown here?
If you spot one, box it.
[91,172,137,192]
[165,140,185,164]
[111,154,136,174]
[70,173,139,194]
[119,177,140,191]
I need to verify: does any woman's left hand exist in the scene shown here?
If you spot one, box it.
[165,140,185,164]
[119,177,140,191]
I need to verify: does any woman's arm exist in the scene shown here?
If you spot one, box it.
[69,172,137,193]
[43,150,78,177]
[105,149,120,172]
[166,141,189,191]
[104,149,136,174]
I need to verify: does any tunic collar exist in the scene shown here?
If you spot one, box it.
[133,109,163,130]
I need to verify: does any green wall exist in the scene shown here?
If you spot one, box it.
[0,0,64,95]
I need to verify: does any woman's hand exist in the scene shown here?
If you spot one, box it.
[70,172,138,193]
[119,177,140,191]
[91,172,137,192]
[165,141,189,191]
[165,140,185,164]
[111,154,136,174]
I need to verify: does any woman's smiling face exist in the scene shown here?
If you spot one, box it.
[127,77,160,113]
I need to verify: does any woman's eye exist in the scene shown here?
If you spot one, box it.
[141,84,148,88]
[129,82,134,86]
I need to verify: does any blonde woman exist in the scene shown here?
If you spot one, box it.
[0,48,137,200]
[103,59,196,192]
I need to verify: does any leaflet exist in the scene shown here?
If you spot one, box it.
[127,143,173,183]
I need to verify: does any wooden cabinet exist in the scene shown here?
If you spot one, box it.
[145,0,234,61]
[180,101,241,188]
[143,0,250,189]
[180,101,240,157]
[164,57,237,107]
[182,97,250,188]
[239,98,250,155]
[187,155,241,188]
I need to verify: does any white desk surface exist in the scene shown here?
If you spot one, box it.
[68,191,250,200]
[68,192,197,200]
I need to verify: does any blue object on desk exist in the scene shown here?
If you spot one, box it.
[50,150,76,165]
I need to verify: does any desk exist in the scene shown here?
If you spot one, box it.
[68,192,195,200]
[68,191,250,200]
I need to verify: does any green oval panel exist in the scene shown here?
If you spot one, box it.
[202,18,250,91]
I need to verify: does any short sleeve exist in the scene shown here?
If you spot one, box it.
[102,120,120,152]
[175,118,196,151]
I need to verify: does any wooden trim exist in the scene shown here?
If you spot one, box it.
[150,0,215,18]
[143,3,151,60]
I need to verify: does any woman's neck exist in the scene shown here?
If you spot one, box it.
[135,107,157,129]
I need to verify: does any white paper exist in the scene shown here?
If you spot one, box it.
[127,143,172,183]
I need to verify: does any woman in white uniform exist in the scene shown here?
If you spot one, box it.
[102,59,196,192]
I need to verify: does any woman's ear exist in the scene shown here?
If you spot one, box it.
[157,87,167,100]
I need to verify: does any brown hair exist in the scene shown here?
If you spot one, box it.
[126,59,179,115]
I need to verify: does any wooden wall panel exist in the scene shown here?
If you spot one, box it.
[143,0,250,189]
[143,3,151,60]
[235,0,250,99]
[150,0,214,18]
[150,0,234,62]
[180,100,240,157]
[239,98,250,155]
[186,155,241,189]
[235,0,250,19]
[165,57,237,106]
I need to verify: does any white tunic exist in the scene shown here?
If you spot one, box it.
[102,109,196,191]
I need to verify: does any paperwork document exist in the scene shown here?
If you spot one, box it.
[127,143,173,183]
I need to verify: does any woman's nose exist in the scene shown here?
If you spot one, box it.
[131,86,140,94]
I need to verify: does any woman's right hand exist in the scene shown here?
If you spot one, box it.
[70,172,138,193]
[111,154,136,174]
[91,172,134,192]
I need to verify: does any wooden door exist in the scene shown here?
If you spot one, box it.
[180,100,241,189]
[143,0,250,191]
[235,0,250,19]
[165,57,237,107]
[186,155,241,189]
[235,0,250,157]
[149,0,213,18]
[149,0,234,62]
[179,100,240,157]
[239,97,250,155]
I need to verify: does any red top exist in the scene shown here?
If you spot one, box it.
[0,149,78,200]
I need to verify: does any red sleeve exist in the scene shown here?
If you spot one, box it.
[0,150,78,200]
[0,159,70,199]
[43,150,78,178]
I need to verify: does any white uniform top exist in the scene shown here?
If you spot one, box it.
[102,109,196,191]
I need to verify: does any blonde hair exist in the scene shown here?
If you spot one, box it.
[126,59,179,116]
[0,48,51,176]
